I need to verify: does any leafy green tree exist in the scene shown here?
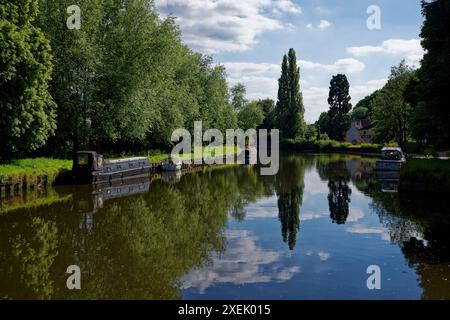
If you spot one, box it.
[258,99,275,129]
[411,0,450,147]
[351,107,369,120]
[0,0,56,159]
[230,83,248,112]
[316,112,331,138]
[276,49,305,139]
[372,62,416,144]
[327,74,352,140]
[38,0,104,154]
[237,101,264,130]
[305,124,318,141]
[354,90,380,118]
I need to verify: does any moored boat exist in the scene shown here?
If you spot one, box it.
[376,147,406,171]
[72,151,152,184]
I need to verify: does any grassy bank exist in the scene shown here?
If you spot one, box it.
[0,158,72,186]
[0,146,240,185]
[281,139,385,154]
[399,159,450,193]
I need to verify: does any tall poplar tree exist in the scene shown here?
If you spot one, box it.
[276,49,305,139]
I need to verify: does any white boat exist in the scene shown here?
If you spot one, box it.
[376,147,406,171]
[162,156,182,171]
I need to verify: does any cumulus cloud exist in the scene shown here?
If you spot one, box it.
[220,58,366,122]
[318,20,332,30]
[299,58,365,74]
[347,39,425,67]
[181,229,300,293]
[350,78,388,105]
[155,0,302,53]
[306,19,333,30]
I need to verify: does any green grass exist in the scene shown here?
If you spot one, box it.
[401,158,450,174]
[0,158,72,184]
[281,139,386,153]
[0,146,240,183]
[400,159,450,193]
[148,145,240,163]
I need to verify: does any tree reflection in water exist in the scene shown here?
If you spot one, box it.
[317,159,352,225]
[1,154,450,299]
[275,156,305,250]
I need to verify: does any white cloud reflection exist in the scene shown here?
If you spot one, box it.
[181,229,300,293]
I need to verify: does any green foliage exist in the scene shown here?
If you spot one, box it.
[412,0,450,148]
[275,49,306,139]
[36,0,236,156]
[257,99,276,129]
[0,0,56,159]
[316,112,331,137]
[372,61,416,144]
[354,90,379,118]
[400,159,450,193]
[351,107,369,120]
[230,83,247,112]
[237,101,265,130]
[327,74,352,140]
[281,139,382,153]
[304,124,318,141]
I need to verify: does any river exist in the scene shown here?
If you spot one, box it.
[1,154,449,299]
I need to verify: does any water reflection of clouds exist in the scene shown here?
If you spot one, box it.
[181,229,300,294]
[303,170,329,196]
[346,224,391,241]
[243,196,278,220]
[301,207,364,222]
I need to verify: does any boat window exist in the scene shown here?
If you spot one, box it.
[117,165,122,170]
[77,154,89,166]
[106,167,111,172]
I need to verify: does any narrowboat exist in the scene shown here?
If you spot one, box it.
[72,151,152,184]
[375,147,406,171]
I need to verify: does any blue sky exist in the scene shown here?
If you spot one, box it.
[156,0,425,123]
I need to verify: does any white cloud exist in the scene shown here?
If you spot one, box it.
[220,59,367,122]
[318,19,332,30]
[299,58,365,74]
[350,78,388,105]
[306,19,333,31]
[181,229,300,293]
[155,0,301,53]
[347,39,425,67]
[272,0,302,15]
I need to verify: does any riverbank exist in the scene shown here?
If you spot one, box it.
[281,139,384,155]
[399,159,450,194]
[0,146,240,195]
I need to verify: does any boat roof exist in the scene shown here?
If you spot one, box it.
[381,147,403,152]
[105,157,148,164]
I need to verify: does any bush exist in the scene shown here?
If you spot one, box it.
[281,139,382,153]
[401,142,423,154]
[424,147,438,158]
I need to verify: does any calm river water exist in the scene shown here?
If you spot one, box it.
[1,154,449,299]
